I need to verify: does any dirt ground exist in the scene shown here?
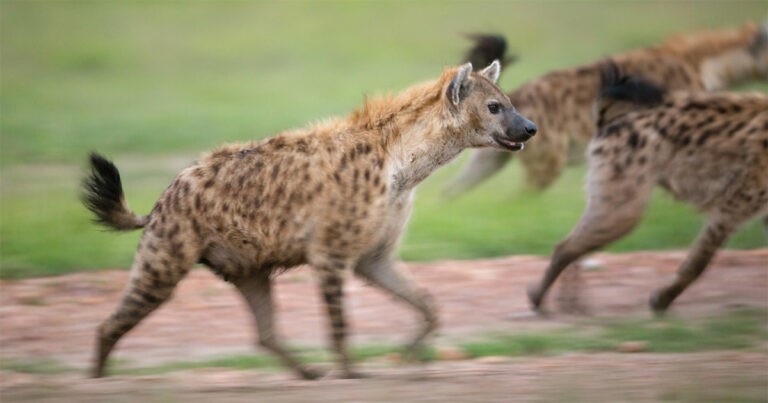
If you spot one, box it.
[1,249,767,402]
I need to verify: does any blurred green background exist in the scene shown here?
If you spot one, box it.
[1,1,766,279]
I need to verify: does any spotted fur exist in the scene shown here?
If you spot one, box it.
[528,61,768,314]
[83,61,536,379]
[445,22,768,196]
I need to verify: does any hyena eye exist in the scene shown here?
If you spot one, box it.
[487,102,502,115]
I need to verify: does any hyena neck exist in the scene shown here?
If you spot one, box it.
[386,116,465,193]
[352,75,466,193]
[698,49,761,90]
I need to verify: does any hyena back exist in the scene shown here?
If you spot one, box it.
[445,22,768,197]
[528,61,768,313]
[83,61,536,380]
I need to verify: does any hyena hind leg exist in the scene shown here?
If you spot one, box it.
[355,254,438,362]
[233,274,325,380]
[528,173,654,311]
[649,218,737,314]
[92,252,191,378]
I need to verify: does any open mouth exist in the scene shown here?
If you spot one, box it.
[493,134,525,151]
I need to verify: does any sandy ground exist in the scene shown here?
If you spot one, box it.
[1,249,767,402]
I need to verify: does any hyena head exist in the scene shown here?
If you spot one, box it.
[446,61,537,151]
[671,21,768,87]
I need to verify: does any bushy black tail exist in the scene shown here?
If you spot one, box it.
[597,60,666,127]
[81,153,148,231]
[463,34,516,69]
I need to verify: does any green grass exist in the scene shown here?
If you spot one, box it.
[463,308,768,357]
[1,1,766,278]
[0,357,74,375]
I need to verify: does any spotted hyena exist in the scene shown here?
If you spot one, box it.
[527,61,768,314]
[445,22,768,197]
[82,61,537,379]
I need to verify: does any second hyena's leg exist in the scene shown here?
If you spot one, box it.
[518,130,569,191]
[649,218,736,313]
[442,148,512,198]
[527,161,655,311]
[763,215,768,239]
[234,274,323,380]
[92,243,193,378]
[355,252,438,361]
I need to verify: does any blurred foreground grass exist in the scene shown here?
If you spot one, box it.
[3,308,765,375]
[1,1,766,278]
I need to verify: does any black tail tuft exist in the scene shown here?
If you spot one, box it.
[599,60,666,107]
[81,152,147,231]
[463,34,516,69]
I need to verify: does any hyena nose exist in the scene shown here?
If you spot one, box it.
[524,121,537,137]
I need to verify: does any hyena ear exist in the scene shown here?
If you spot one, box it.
[479,60,501,84]
[448,62,473,106]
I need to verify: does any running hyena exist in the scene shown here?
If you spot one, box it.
[527,61,768,314]
[445,22,768,197]
[82,61,537,379]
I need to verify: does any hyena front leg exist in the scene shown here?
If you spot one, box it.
[92,248,192,377]
[233,273,324,380]
[649,217,737,314]
[312,259,363,379]
[355,251,438,361]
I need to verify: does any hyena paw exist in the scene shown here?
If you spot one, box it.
[297,365,326,380]
[527,284,544,311]
[649,290,671,315]
[340,370,370,379]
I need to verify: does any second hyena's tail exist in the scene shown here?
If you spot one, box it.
[596,60,667,127]
[81,152,149,231]
[462,34,516,70]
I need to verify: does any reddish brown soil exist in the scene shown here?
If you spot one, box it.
[1,249,766,401]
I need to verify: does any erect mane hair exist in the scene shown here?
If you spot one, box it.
[349,67,457,131]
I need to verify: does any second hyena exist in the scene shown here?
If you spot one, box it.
[82,61,537,379]
[527,61,768,314]
[445,22,768,197]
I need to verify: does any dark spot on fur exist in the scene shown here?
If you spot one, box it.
[627,133,640,149]
[269,137,287,150]
[211,161,222,176]
[135,289,161,305]
[325,275,342,289]
[168,224,180,239]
